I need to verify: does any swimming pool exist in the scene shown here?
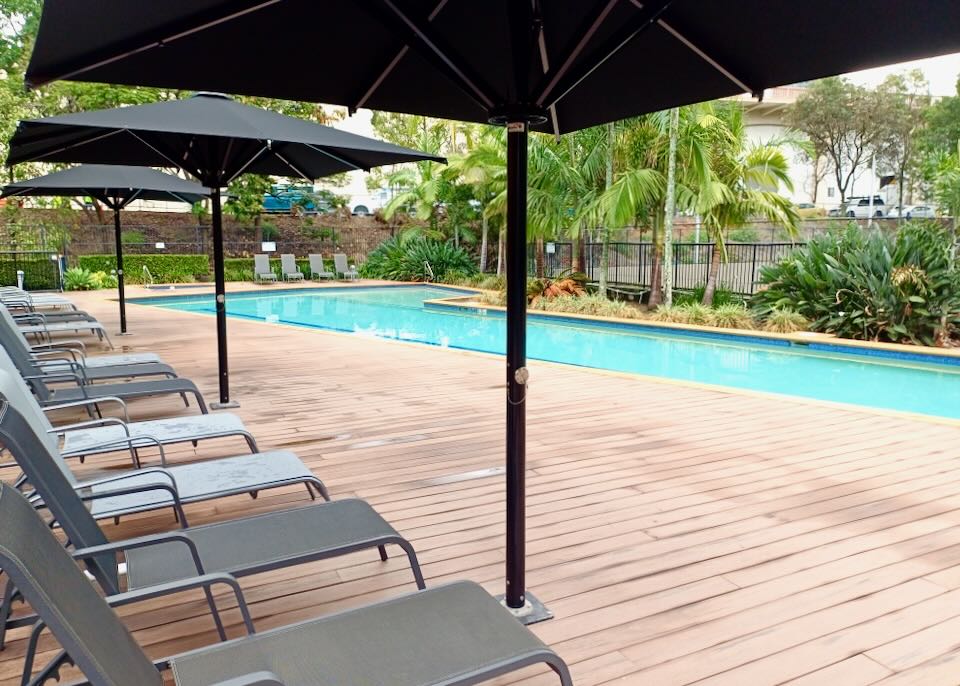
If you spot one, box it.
[136,285,960,420]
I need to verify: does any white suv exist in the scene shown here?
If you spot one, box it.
[845,196,885,218]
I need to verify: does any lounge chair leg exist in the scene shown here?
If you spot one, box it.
[308,478,330,501]
[378,545,388,562]
[0,579,20,649]
[243,432,259,453]
[204,587,228,642]
[305,483,316,501]
[181,392,190,408]
[396,540,426,590]
[12,473,26,489]
[113,517,120,526]
[249,490,258,500]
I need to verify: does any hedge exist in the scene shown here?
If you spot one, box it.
[0,260,60,290]
[78,254,210,284]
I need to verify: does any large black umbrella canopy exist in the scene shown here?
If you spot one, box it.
[7,93,444,408]
[1,165,209,334]
[21,0,960,621]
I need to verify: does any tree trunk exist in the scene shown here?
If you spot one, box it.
[702,239,723,306]
[479,212,489,272]
[648,211,663,307]
[599,121,615,297]
[662,106,680,307]
[496,229,504,276]
[897,167,905,226]
[535,237,545,279]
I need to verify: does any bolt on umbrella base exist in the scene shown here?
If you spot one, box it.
[496,591,553,625]
[210,400,240,410]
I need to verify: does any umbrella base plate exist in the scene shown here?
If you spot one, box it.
[496,591,553,625]
[211,400,240,410]
[116,332,133,336]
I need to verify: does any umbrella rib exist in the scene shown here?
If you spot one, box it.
[534,0,619,110]
[124,130,187,173]
[224,144,270,184]
[656,19,755,95]
[534,4,561,138]
[17,128,125,163]
[353,0,450,113]
[360,0,497,111]
[304,145,365,172]
[271,149,313,182]
[538,0,674,110]
[26,0,285,88]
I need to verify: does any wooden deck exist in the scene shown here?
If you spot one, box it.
[4,284,960,685]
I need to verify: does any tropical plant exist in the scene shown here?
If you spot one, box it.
[359,236,477,282]
[762,308,810,333]
[752,223,960,345]
[63,267,98,290]
[711,303,756,329]
[696,103,801,305]
[526,270,587,306]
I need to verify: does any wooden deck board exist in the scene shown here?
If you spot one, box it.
[2,284,959,686]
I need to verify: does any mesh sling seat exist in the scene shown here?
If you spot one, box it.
[280,254,304,281]
[0,483,571,686]
[0,367,329,526]
[1,301,162,367]
[0,330,208,414]
[0,346,256,462]
[0,399,426,648]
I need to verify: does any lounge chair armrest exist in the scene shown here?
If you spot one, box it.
[106,572,256,636]
[75,466,176,490]
[30,350,78,363]
[43,396,130,422]
[31,339,86,353]
[62,432,166,466]
[73,530,204,573]
[50,416,130,435]
[209,673,286,686]
[24,370,85,386]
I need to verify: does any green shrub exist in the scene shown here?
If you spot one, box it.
[751,222,960,345]
[360,237,477,281]
[529,293,644,319]
[711,303,756,329]
[78,254,210,284]
[64,267,98,291]
[674,285,740,307]
[762,308,810,333]
[260,223,280,241]
[0,260,60,290]
[726,227,760,243]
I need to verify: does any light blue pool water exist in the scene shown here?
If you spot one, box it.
[136,285,960,420]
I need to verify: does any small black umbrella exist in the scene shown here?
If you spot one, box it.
[7,93,444,408]
[19,0,960,620]
[1,165,209,334]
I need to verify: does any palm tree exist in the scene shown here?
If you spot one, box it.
[601,104,717,306]
[697,103,800,305]
[450,126,506,271]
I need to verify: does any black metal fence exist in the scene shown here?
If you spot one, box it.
[530,241,800,296]
[0,250,63,290]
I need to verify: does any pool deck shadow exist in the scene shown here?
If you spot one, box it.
[2,285,959,686]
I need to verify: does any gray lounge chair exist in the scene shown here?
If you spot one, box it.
[0,481,571,686]
[254,254,277,283]
[10,311,114,348]
[0,304,161,368]
[0,309,177,384]
[280,254,304,281]
[0,399,426,652]
[0,287,78,310]
[0,337,208,414]
[308,254,334,280]
[333,253,358,280]
[0,367,328,524]
[0,348,256,466]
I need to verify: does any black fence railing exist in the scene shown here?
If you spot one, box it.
[0,250,63,291]
[530,241,800,296]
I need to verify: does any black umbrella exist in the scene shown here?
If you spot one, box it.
[20,0,960,621]
[1,165,209,334]
[7,93,444,408]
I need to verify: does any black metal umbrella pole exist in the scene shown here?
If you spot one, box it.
[18,0,960,624]
[1,165,208,336]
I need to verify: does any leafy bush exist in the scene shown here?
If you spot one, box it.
[260,222,280,241]
[762,308,810,333]
[64,267,98,290]
[360,237,477,281]
[0,260,60,290]
[752,223,960,345]
[711,303,756,329]
[726,227,760,242]
[529,293,644,319]
[78,254,210,284]
[675,285,740,307]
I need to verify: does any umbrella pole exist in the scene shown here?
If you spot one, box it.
[210,187,238,409]
[499,119,551,624]
[113,206,130,335]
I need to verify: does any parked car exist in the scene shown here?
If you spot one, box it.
[845,196,885,218]
[262,186,328,215]
[907,205,936,219]
[796,202,825,218]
